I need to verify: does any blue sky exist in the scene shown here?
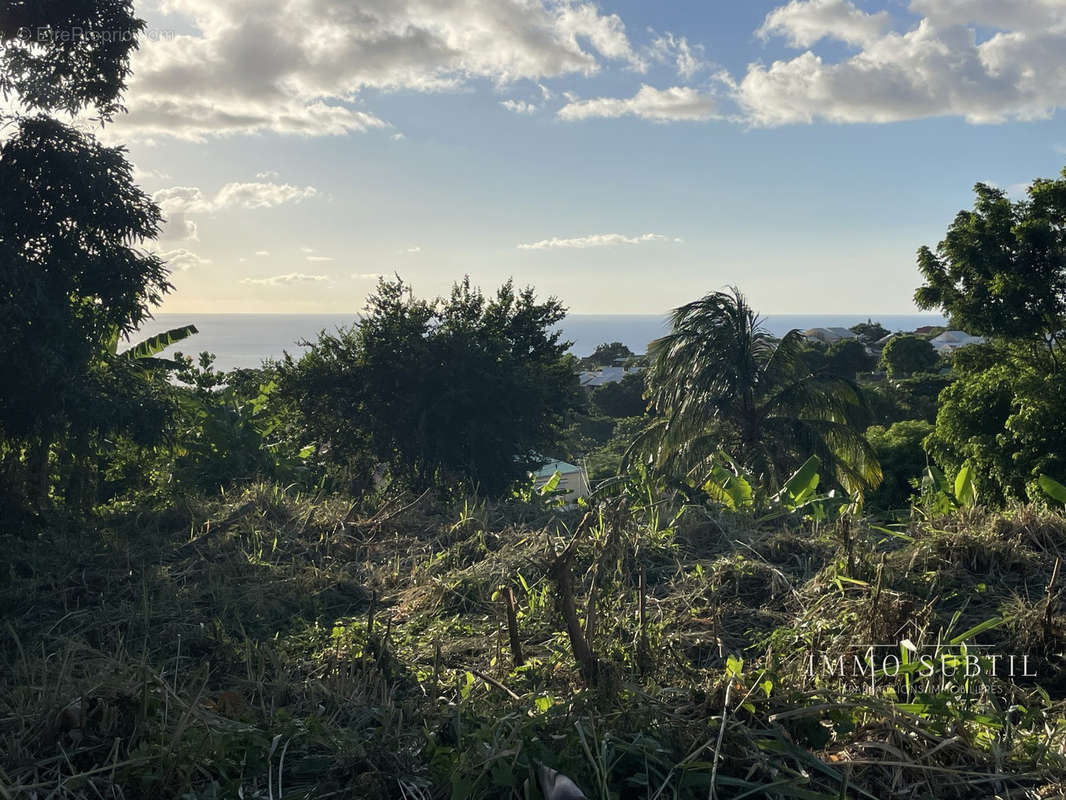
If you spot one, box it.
[117,0,1066,314]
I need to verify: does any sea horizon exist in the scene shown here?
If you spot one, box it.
[134,312,949,372]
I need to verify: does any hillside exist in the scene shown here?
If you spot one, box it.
[4,487,1066,798]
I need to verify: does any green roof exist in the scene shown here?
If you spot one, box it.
[532,460,583,478]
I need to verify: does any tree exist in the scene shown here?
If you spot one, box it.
[850,320,889,344]
[0,0,143,119]
[640,288,881,495]
[866,420,933,510]
[280,276,582,495]
[591,372,646,418]
[914,179,1066,352]
[926,346,1066,504]
[0,2,169,509]
[880,335,938,378]
[826,338,876,382]
[582,341,635,368]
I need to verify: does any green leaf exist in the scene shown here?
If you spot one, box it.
[1039,474,1066,505]
[779,455,820,504]
[121,324,198,360]
[539,470,561,495]
[949,616,1004,645]
[954,461,977,508]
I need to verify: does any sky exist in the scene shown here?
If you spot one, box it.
[104,0,1066,314]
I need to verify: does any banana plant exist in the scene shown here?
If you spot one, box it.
[920,462,977,513]
[1039,474,1066,505]
[102,323,199,369]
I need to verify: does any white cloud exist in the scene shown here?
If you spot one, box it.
[241,273,331,286]
[396,246,422,254]
[255,250,271,256]
[740,1,1066,126]
[353,272,384,280]
[517,232,679,250]
[158,248,212,271]
[757,0,891,48]
[214,182,318,210]
[501,99,539,115]
[305,255,335,262]
[558,84,716,122]
[132,165,171,182]
[156,182,317,214]
[117,0,643,140]
[256,170,280,180]
[648,33,708,79]
[153,181,316,241]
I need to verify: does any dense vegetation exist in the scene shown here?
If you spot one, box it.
[6,3,1066,798]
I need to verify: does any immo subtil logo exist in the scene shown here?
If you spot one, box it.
[805,642,1036,692]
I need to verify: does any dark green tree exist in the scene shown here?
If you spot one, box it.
[826,338,876,382]
[850,320,890,343]
[641,288,881,495]
[914,179,1066,352]
[0,0,143,119]
[0,2,168,509]
[591,372,646,418]
[880,335,938,378]
[926,346,1066,504]
[280,277,582,495]
[865,420,933,510]
[582,341,635,368]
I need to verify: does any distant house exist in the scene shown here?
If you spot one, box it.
[532,459,590,504]
[872,332,898,351]
[803,327,858,345]
[579,364,643,387]
[929,330,984,353]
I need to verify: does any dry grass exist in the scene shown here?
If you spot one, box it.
[3,489,1066,798]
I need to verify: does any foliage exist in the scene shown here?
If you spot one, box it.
[589,371,646,418]
[849,319,889,343]
[825,337,876,381]
[915,177,1066,350]
[280,276,582,495]
[927,347,1066,504]
[865,420,934,511]
[579,341,635,368]
[582,416,648,482]
[0,118,169,508]
[641,287,881,496]
[0,0,144,119]
[879,334,939,378]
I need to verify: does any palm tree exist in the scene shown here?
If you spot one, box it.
[639,288,881,496]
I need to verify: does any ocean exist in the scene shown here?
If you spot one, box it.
[131,313,948,373]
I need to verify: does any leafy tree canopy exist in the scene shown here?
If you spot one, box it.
[880,335,939,378]
[914,178,1066,348]
[825,338,876,382]
[280,276,582,495]
[582,341,635,368]
[866,420,933,511]
[0,117,167,440]
[0,0,143,118]
[927,346,1066,504]
[591,372,646,419]
[850,320,889,343]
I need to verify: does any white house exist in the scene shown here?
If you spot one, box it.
[803,327,858,345]
[929,330,984,353]
[579,365,642,387]
[532,459,590,504]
